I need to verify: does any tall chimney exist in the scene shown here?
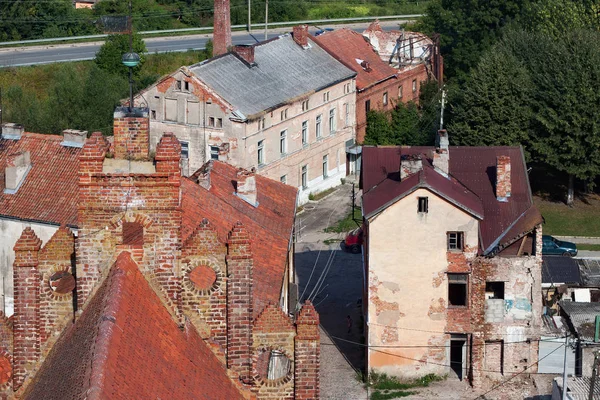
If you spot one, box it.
[234,45,255,65]
[4,151,31,193]
[433,129,449,177]
[1,123,24,140]
[400,154,422,180]
[236,168,258,207]
[12,228,42,390]
[213,0,232,56]
[496,155,511,202]
[113,107,150,160]
[293,25,309,48]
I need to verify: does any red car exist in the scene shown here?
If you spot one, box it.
[344,227,363,254]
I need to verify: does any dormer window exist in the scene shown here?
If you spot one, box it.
[176,80,182,91]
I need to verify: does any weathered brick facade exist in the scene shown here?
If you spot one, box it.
[213,0,232,56]
[1,107,320,398]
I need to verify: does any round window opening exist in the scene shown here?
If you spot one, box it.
[49,271,75,294]
[188,265,217,291]
[256,349,291,382]
[0,356,11,385]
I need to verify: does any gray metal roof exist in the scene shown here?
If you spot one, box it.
[189,34,356,118]
[559,301,600,342]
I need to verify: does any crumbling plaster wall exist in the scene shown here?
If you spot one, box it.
[366,188,478,378]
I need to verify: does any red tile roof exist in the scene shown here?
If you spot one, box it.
[182,161,297,317]
[312,29,397,91]
[23,251,245,400]
[361,146,542,254]
[0,133,80,226]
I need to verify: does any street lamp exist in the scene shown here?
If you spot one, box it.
[122,51,140,112]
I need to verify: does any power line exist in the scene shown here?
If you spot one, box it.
[367,321,545,337]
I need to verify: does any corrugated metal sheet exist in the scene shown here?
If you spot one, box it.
[360,145,540,252]
[559,301,600,342]
[189,34,356,118]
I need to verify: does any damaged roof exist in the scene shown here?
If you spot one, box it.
[23,252,245,400]
[188,34,356,118]
[542,256,581,285]
[312,28,397,91]
[0,133,81,227]
[361,146,542,254]
[182,161,297,317]
[559,301,600,342]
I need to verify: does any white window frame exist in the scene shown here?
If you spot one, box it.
[322,154,328,178]
[316,114,322,138]
[210,145,219,160]
[257,140,264,165]
[301,165,308,189]
[329,108,336,134]
[302,121,308,146]
[280,130,287,156]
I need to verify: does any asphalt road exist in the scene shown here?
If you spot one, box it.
[0,21,403,68]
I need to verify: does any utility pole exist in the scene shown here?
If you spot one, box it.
[562,334,569,400]
[589,351,599,400]
[439,88,446,130]
[264,0,268,40]
[247,0,251,32]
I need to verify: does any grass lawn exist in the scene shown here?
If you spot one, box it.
[535,194,600,237]
[367,372,446,400]
[308,187,337,202]
[324,207,361,233]
[578,244,600,251]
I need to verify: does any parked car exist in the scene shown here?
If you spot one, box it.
[344,227,363,254]
[542,235,577,257]
[315,28,334,36]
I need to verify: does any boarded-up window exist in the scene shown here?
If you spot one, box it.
[484,341,503,375]
[165,98,177,122]
[123,222,144,246]
[187,101,200,125]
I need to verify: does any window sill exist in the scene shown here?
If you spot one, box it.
[447,305,468,309]
[447,249,464,253]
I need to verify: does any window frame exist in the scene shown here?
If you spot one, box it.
[316,114,322,138]
[418,196,428,213]
[209,145,219,160]
[280,130,287,155]
[280,175,287,184]
[257,140,264,166]
[383,92,388,106]
[448,273,468,308]
[301,165,308,189]
[344,103,349,126]
[216,118,223,128]
[398,85,403,99]
[365,100,371,113]
[447,232,464,251]
[329,108,336,134]
[412,79,417,93]
[180,141,190,159]
[322,154,329,178]
[302,120,308,146]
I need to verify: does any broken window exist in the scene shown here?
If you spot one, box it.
[485,282,505,299]
[208,117,215,127]
[216,118,223,128]
[151,110,156,120]
[448,274,468,307]
[210,145,219,160]
[418,197,428,213]
[280,175,287,184]
[184,81,189,91]
[176,80,182,90]
[447,232,464,251]
[123,222,144,246]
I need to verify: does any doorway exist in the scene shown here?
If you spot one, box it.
[450,335,467,380]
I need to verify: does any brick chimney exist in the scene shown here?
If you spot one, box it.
[61,129,88,148]
[295,300,320,400]
[213,0,232,56]
[293,25,309,49]
[433,129,449,177]
[1,123,24,140]
[400,154,422,180]
[113,106,150,160]
[226,222,253,381]
[155,133,181,175]
[236,168,258,207]
[12,227,42,390]
[496,155,511,202]
[4,151,31,193]
[234,45,255,65]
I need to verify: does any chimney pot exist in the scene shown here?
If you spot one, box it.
[433,129,449,177]
[236,169,258,207]
[400,154,423,180]
[61,129,88,148]
[4,151,31,193]
[293,25,309,48]
[496,155,511,202]
[234,45,255,65]
[1,123,24,140]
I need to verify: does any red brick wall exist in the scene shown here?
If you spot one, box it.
[113,109,150,160]
[12,228,42,390]
[294,301,320,400]
[181,220,227,349]
[226,222,254,380]
[357,64,428,144]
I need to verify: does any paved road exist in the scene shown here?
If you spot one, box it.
[0,21,405,67]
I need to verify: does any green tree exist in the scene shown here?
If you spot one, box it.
[448,41,533,149]
[95,33,147,78]
[418,0,525,81]
[364,110,394,145]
